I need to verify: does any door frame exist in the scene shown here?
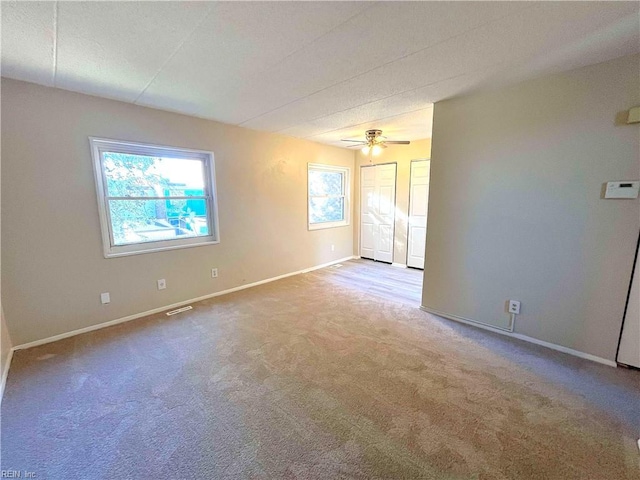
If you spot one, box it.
[615,229,640,367]
[406,158,430,269]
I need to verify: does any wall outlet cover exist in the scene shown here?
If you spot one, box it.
[508,300,521,315]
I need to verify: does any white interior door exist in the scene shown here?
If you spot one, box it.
[407,160,430,269]
[375,164,396,263]
[360,163,397,263]
[618,237,639,368]
[360,166,376,260]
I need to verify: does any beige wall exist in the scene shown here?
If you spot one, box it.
[423,54,640,360]
[354,139,432,265]
[1,79,355,346]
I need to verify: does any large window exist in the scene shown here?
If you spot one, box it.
[90,138,219,257]
[308,163,350,230]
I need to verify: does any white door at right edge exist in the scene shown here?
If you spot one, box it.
[618,236,639,368]
[407,160,430,269]
[360,163,397,264]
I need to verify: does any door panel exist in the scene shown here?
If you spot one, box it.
[409,226,426,257]
[378,166,395,182]
[407,160,430,269]
[378,186,393,215]
[377,224,393,260]
[361,223,376,259]
[362,186,375,214]
[410,184,428,216]
[362,166,376,185]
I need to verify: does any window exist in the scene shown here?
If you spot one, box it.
[308,163,350,230]
[90,138,219,258]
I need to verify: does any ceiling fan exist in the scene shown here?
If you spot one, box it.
[341,129,410,155]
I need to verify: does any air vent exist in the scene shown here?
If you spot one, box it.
[166,306,193,316]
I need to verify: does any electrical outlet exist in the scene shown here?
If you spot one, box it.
[508,300,521,315]
[100,292,110,304]
[211,268,218,278]
[157,279,166,290]
[331,244,335,252]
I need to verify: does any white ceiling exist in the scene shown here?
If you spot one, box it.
[2,1,639,147]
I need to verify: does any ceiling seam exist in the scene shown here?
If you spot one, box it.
[298,59,507,139]
[237,2,539,127]
[277,58,507,136]
[275,71,470,135]
[52,1,58,87]
[282,62,504,138]
[304,106,433,141]
[133,3,216,104]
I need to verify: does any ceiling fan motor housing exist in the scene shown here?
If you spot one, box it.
[365,129,383,141]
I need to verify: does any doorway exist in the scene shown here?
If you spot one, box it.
[360,163,397,263]
[617,231,640,368]
[407,159,430,269]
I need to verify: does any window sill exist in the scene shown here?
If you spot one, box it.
[308,221,350,231]
[104,238,219,258]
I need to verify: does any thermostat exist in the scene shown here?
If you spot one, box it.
[604,181,640,199]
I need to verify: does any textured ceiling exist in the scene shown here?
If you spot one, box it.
[2,2,639,147]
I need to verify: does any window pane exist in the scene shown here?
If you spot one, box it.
[309,170,344,196]
[309,197,345,224]
[108,199,210,246]
[103,152,205,197]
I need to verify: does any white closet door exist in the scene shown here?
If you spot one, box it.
[407,160,430,269]
[360,163,396,263]
[360,166,376,260]
[375,163,396,263]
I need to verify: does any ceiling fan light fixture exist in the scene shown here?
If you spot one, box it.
[343,129,410,153]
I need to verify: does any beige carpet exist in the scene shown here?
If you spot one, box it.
[2,260,639,479]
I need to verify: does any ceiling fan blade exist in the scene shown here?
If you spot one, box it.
[346,143,366,148]
[384,140,411,145]
[341,139,366,143]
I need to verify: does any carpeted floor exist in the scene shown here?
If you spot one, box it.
[1,260,639,479]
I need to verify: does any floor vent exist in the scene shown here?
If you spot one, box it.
[331,264,343,268]
[166,306,193,316]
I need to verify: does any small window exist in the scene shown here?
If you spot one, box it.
[90,138,220,258]
[308,163,350,230]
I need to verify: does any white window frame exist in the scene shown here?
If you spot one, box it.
[308,163,350,230]
[90,137,220,258]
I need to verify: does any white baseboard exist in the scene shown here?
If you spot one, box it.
[391,262,407,268]
[0,347,14,404]
[14,255,358,352]
[420,306,617,368]
[422,307,514,333]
